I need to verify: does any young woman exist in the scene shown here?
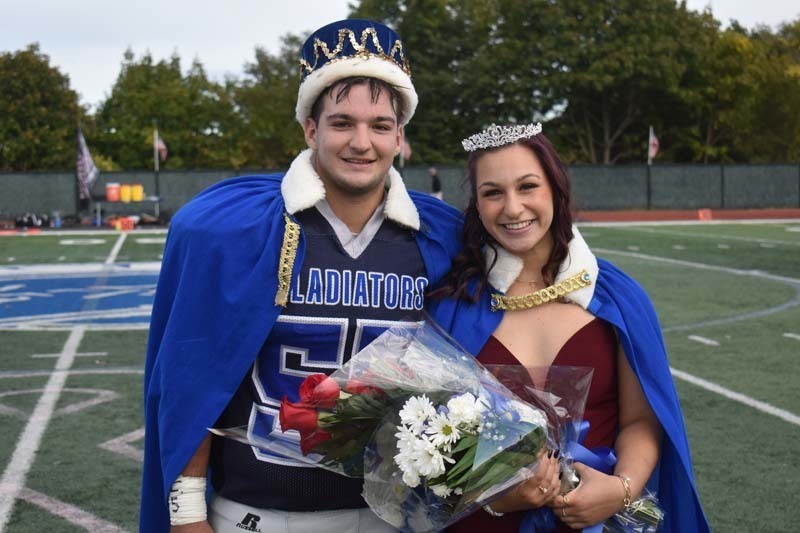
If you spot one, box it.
[431,124,709,532]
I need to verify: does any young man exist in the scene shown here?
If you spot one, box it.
[140,19,462,532]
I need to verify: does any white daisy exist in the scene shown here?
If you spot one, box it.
[395,443,421,488]
[412,438,454,478]
[399,395,436,433]
[446,392,483,428]
[425,413,461,448]
[395,424,418,449]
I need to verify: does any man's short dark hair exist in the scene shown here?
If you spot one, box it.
[309,76,405,125]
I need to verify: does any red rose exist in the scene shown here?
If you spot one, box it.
[345,378,386,398]
[279,396,318,435]
[299,374,341,409]
[300,429,332,455]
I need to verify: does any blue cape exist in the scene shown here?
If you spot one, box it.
[140,174,462,532]
[429,258,710,532]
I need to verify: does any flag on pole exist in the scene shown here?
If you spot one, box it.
[76,127,99,200]
[154,128,168,171]
[647,126,659,165]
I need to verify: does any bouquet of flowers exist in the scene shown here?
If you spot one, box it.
[212,320,572,531]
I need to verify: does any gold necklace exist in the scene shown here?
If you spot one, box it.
[491,270,592,311]
[512,277,545,290]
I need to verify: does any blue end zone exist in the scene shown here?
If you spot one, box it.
[0,264,158,330]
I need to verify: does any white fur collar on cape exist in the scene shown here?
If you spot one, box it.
[280,149,420,231]
[485,226,599,309]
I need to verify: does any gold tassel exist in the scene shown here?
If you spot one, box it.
[275,213,300,307]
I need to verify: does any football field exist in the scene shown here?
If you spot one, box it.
[1,221,799,532]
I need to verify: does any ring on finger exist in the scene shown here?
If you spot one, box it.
[538,485,548,494]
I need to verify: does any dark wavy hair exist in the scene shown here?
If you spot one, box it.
[431,133,575,302]
[309,76,404,125]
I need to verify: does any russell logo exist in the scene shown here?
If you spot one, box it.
[236,512,262,532]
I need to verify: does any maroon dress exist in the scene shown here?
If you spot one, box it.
[446,318,619,533]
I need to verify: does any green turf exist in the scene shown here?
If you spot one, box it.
[73,330,149,370]
[596,253,793,327]
[6,500,85,533]
[0,235,118,264]
[0,230,167,265]
[0,331,71,372]
[0,377,50,414]
[679,379,800,532]
[115,235,167,262]
[626,221,800,242]
[26,372,143,532]
[582,223,800,279]
[666,305,800,413]
[0,328,143,532]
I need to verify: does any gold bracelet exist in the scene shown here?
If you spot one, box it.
[616,474,632,509]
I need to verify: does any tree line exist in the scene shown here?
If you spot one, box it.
[1,0,799,172]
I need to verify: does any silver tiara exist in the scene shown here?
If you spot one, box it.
[462,122,543,152]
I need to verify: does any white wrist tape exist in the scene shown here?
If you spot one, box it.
[168,475,207,526]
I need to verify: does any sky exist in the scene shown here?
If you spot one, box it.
[1,0,798,111]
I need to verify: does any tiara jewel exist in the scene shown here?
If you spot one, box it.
[462,123,543,152]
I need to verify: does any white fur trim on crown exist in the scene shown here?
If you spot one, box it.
[281,149,420,231]
[485,226,599,309]
[295,56,418,126]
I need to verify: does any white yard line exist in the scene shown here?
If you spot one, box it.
[578,219,800,228]
[0,262,161,280]
[687,335,720,346]
[0,305,152,331]
[0,388,119,420]
[608,225,800,247]
[0,228,167,237]
[594,247,800,285]
[0,327,85,532]
[30,351,107,358]
[783,333,800,341]
[671,368,800,427]
[19,487,127,533]
[104,233,128,265]
[0,368,144,379]
[98,428,146,462]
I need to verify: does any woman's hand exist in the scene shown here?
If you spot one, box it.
[552,463,625,529]
[484,450,562,514]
